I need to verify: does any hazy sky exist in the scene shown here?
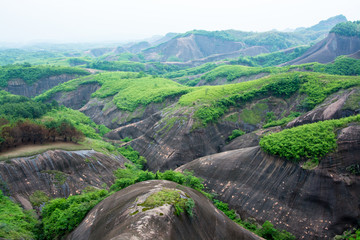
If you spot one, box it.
[0,0,359,43]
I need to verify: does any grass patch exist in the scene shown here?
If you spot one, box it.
[138,188,194,216]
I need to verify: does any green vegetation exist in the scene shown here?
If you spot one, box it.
[0,63,89,87]
[335,228,360,240]
[120,137,132,142]
[0,90,56,120]
[260,115,360,165]
[41,106,109,140]
[29,191,50,208]
[311,56,360,76]
[117,146,147,169]
[40,189,108,240]
[41,170,67,185]
[163,63,218,79]
[263,112,301,128]
[92,75,191,112]
[138,188,194,216]
[36,72,191,112]
[0,190,38,240]
[0,49,63,66]
[230,46,310,67]
[227,129,245,142]
[178,72,360,127]
[199,65,273,82]
[87,61,182,75]
[330,20,360,37]
[213,199,295,240]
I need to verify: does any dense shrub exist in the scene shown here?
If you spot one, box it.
[0,190,38,240]
[41,189,108,239]
[260,115,360,162]
[0,63,89,87]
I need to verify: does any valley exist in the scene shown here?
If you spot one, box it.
[0,16,359,240]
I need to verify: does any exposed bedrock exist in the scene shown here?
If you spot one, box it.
[48,83,101,110]
[287,88,359,128]
[67,180,262,240]
[284,33,360,65]
[80,97,179,129]
[177,128,360,239]
[0,150,126,209]
[4,74,82,98]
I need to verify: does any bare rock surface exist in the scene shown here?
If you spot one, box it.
[67,180,262,240]
[0,150,126,209]
[284,33,360,65]
[177,128,360,239]
[287,88,358,128]
[3,74,82,98]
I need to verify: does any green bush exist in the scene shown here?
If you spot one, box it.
[263,112,301,128]
[0,63,89,87]
[0,190,38,240]
[227,129,245,142]
[260,115,360,162]
[41,189,108,240]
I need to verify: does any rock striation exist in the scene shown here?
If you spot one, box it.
[177,125,360,239]
[67,180,262,240]
[0,150,125,209]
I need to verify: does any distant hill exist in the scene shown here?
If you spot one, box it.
[296,14,347,32]
[284,21,360,65]
[140,15,347,62]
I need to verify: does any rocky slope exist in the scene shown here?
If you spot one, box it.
[0,149,126,210]
[284,33,360,65]
[106,85,359,171]
[3,74,82,98]
[177,124,360,239]
[67,180,262,240]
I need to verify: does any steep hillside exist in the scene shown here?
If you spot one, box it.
[0,150,126,210]
[0,64,90,97]
[177,120,360,239]
[105,72,360,171]
[35,72,192,128]
[285,21,360,65]
[67,180,261,240]
[141,16,345,63]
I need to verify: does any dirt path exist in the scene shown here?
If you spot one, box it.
[0,142,90,160]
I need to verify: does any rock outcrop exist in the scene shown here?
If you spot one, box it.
[0,150,126,209]
[287,88,359,128]
[284,33,360,65]
[67,180,262,240]
[48,83,101,110]
[3,74,82,98]
[177,126,360,239]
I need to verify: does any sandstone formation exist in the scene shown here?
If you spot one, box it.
[3,74,82,98]
[67,180,262,240]
[284,33,360,65]
[177,125,360,239]
[0,150,126,209]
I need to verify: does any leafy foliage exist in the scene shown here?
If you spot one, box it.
[0,63,89,87]
[138,188,195,216]
[227,129,245,142]
[41,189,108,240]
[118,146,147,169]
[36,72,191,112]
[263,112,301,128]
[330,21,360,37]
[260,115,360,162]
[41,106,108,139]
[230,46,310,67]
[199,65,273,82]
[213,198,295,239]
[0,190,38,240]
